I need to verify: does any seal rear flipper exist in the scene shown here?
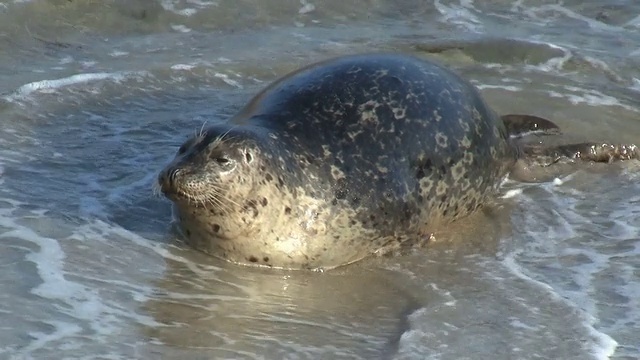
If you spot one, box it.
[501,114,561,138]
[525,142,640,165]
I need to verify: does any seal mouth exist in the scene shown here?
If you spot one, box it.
[157,168,196,203]
[156,168,238,213]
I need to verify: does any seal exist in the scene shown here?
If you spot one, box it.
[157,53,639,270]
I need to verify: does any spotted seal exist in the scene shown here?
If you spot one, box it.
[157,53,639,270]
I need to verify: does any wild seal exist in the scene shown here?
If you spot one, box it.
[157,53,639,270]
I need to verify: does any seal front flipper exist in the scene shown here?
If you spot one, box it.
[526,142,640,165]
[501,114,560,138]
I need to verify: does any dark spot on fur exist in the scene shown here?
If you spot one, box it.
[263,256,269,262]
[284,206,291,215]
[424,158,432,168]
[212,224,220,233]
[265,173,273,181]
[466,200,477,213]
[331,199,338,206]
[185,229,191,237]
[278,177,285,187]
[416,168,425,179]
[350,220,357,225]
[261,197,268,206]
[403,203,411,218]
[245,152,253,163]
[248,256,258,263]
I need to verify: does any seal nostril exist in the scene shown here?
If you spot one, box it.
[169,168,181,182]
[159,168,182,193]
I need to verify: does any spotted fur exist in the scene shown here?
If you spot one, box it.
[157,54,518,270]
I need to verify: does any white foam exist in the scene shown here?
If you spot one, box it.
[299,0,315,14]
[501,188,523,199]
[524,44,572,73]
[187,0,218,6]
[0,199,167,357]
[546,85,638,112]
[580,55,624,83]
[433,0,483,32]
[161,0,218,17]
[109,50,129,57]
[475,84,522,92]
[160,0,197,17]
[626,14,640,28]
[500,184,626,359]
[23,321,83,355]
[531,4,623,33]
[59,56,74,65]
[214,72,243,89]
[3,72,136,103]
[503,252,618,359]
[171,24,192,33]
[171,63,196,71]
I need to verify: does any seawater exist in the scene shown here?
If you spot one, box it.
[0,0,639,359]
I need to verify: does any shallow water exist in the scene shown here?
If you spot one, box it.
[0,0,639,359]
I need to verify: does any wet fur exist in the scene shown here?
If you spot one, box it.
[157,53,639,270]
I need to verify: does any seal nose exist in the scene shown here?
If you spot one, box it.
[158,167,181,195]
